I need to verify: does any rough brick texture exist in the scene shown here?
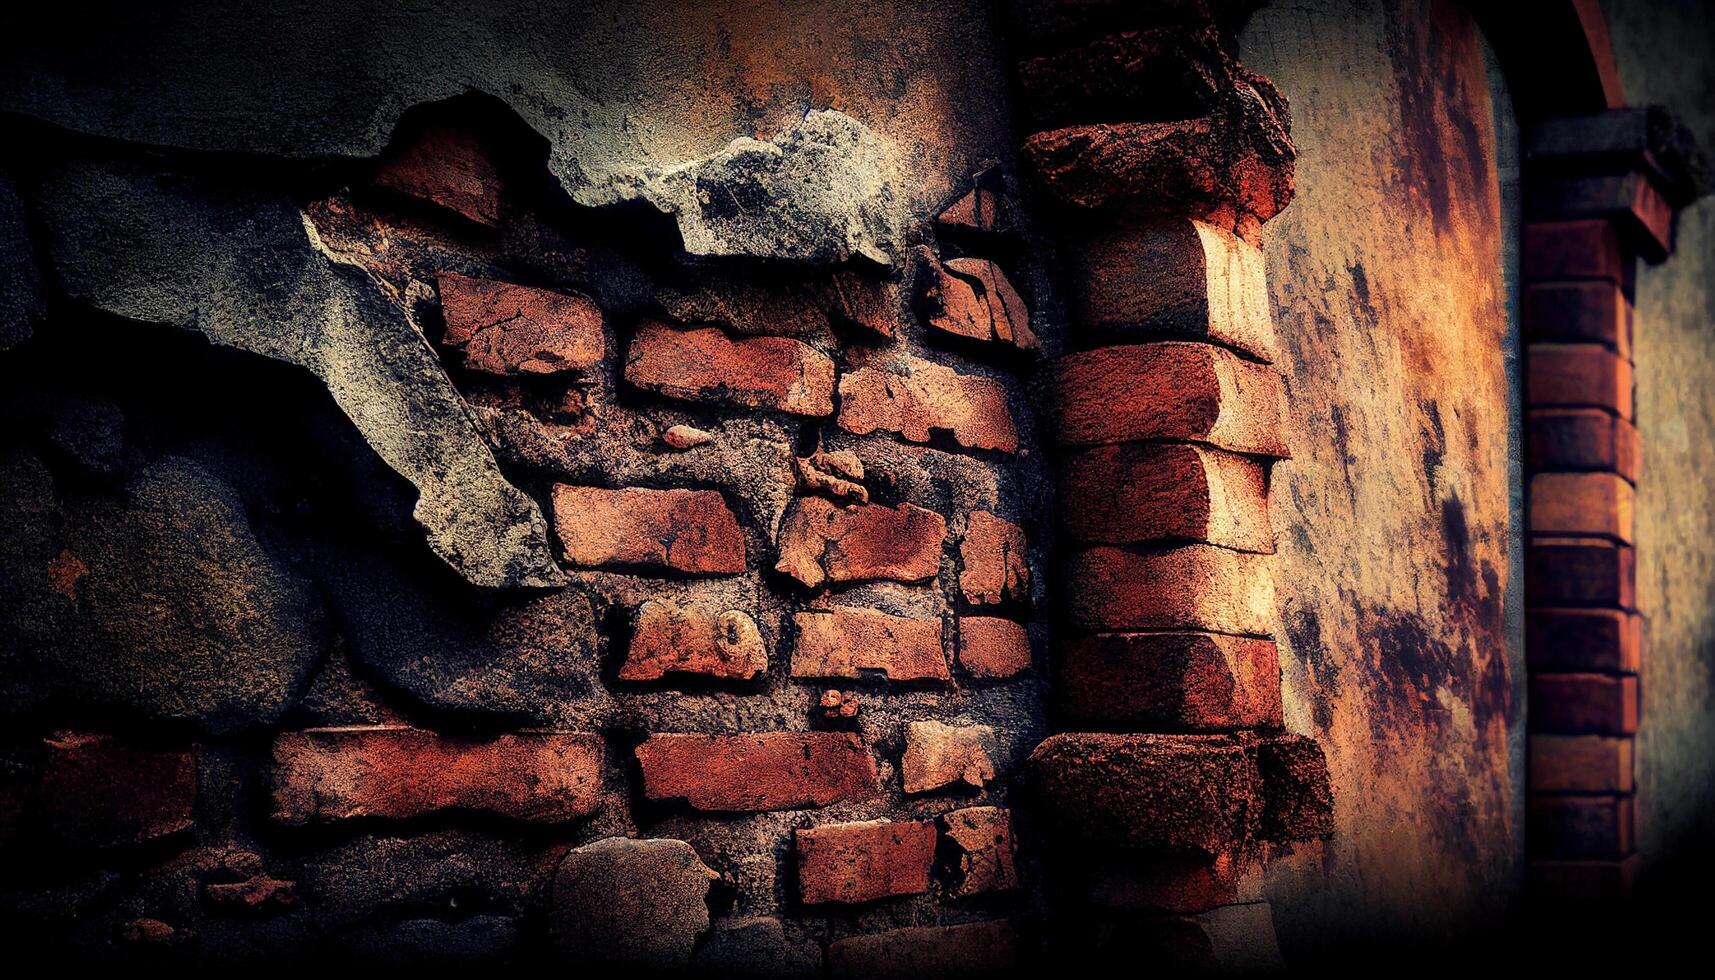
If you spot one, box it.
[901,720,997,794]
[791,607,950,682]
[958,511,1030,605]
[374,123,504,227]
[795,819,937,904]
[1528,409,1640,482]
[635,732,881,812]
[942,806,1020,896]
[625,321,835,416]
[437,272,605,376]
[775,497,947,588]
[38,731,195,848]
[1529,472,1635,543]
[551,485,747,574]
[1527,541,1635,609]
[1054,342,1288,456]
[619,600,768,681]
[957,616,1032,680]
[837,353,1019,453]
[922,252,1038,351]
[1067,544,1276,635]
[270,727,604,825]
[1056,632,1283,731]
[1061,443,1273,553]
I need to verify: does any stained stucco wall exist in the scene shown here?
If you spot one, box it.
[1240,0,1525,955]
[1602,0,1715,891]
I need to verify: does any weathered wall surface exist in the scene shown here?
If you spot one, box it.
[1240,0,1524,954]
[1602,0,1715,890]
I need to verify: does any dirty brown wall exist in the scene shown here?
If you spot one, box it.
[1240,0,1525,955]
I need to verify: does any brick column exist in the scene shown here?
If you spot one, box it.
[1523,107,1699,901]
[1004,4,1334,969]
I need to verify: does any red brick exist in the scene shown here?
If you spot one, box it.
[774,497,946,589]
[941,806,1020,896]
[826,920,1020,980]
[935,187,1002,235]
[1255,734,1335,841]
[374,123,504,227]
[1527,409,1639,482]
[1054,342,1288,456]
[635,732,880,812]
[625,321,834,416]
[1528,794,1633,859]
[791,607,950,683]
[922,253,1037,350]
[837,353,1018,454]
[1528,856,1637,902]
[1529,472,1634,543]
[619,600,768,682]
[795,450,869,504]
[436,273,605,376]
[551,485,746,574]
[957,616,1032,680]
[1081,850,1264,914]
[1527,541,1634,609]
[1028,733,1259,854]
[38,731,195,849]
[205,874,296,912]
[1528,344,1633,418]
[958,511,1029,606]
[1530,674,1638,735]
[901,720,996,794]
[795,819,936,905]
[1067,544,1276,635]
[1061,443,1273,553]
[1056,631,1282,731]
[1530,735,1632,793]
[1060,218,1279,362]
[270,727,603,825]
[1527,609,1640,673]
[1522,220,1627,284]
[1524,281,1631,357]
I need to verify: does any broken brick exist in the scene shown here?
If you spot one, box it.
[270,727,603,825]
[436,272,605,376]
[625,321,834,416]
[635,732,880,812]
[1057,632,1282,731]
[957,616,1032,680]
[619,600,768,682]
[205,874,297,912]
[1054,342,1288,456]
[959,511,1029,605]
[796,449,869,504]
[1061,443,1273,553]
[791,607,950,683]
[550,485,746,575]
[795,819,937,904]
[941,806,1019,896]
[901,720,996,794]
[922,252,1037,350]
[374,123,505,227]
[838,354,1018,454]
[38,731,195,849]
[774,497,946,589]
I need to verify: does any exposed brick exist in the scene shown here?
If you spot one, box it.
[1061,443,1273,553]
[38,731,195,849]
[550,485,746,575]
[1067,544,1276,635]
[936,187,1003,235]
[619,600,768,682]
[1255,734,1335,841]
[1527,609,1640,673]
[1522,220,1627,284]
[1028,733,1259,854]
[957,616,1032,680]
[1061,218,1279,361]
[1080,850,1264,914]
[837,354,1018,453]
[959,511,1030,606]
[270,727,603,825]
[1528,794,1633,859]
[1527,409,1640,482]
[796,449,869,504]
[791,607,950,683]
[901,720,996,794]
[205,874,297,912]
[117,918,178,946]
[826,920,1020,980]
[436,272,605,376]
[374,123,504,227]
[941,806,1019,896]
[795,819,937,905]
[1527,344,1633,418]
[1054,342,1288,456]
[1529,472,1635,543]
[1524,281,1631,356]
[1527,541,1634,609]
[922,253,1037,350]
[1530,674,1638,735]
[635,732,880,812]
[1528,856,1637,902]
[625,321,835,417]
[1056,632,1282,731]
[774,497,946,589]
[1530,735,1633,793]
[550,837,717,969]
